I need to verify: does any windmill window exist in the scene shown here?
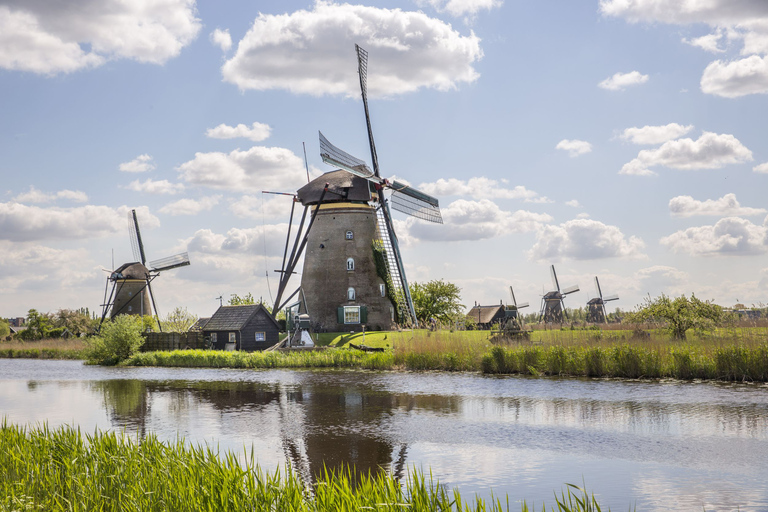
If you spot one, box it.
[346,258,355,271]
[344,306,360,324]
[255,332,266,342]
[228,332,236,343]
[346,231,354,240]
[347,287,356,301]
[380,283,386,297]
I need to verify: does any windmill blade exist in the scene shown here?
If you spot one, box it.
[388,181,442,224]
[517,301,530,309]
[595,276,603,300]
[319,131,375,179]
[356,44,381,178]
[129,209,147,265]
[509,286,517,308]
[550,265,560,292]
[149,252,190,272]
[603,294,619,302]
[562,284,580,295]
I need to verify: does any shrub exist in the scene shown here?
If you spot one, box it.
[86,315,145,365]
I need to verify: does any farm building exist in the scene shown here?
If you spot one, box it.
[466,303,506,329]
[203,304,280,351]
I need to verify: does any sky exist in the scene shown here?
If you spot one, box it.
[2,0,768,320]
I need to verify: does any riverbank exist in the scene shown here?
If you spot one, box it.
[0,338,86,360]
[0,421,602,512]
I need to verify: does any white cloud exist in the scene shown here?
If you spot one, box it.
[598,71,649,91]
[425,0,503,17]
[126,178,184,195]
[0,203,159,242]
[397,199,552,243]
[619,131,753,176]
[221,1,482,97]
[0,1,200,75]
[530,218,645,261]
[119,154,155,173]
[417,177,550,202]
[660,217,768,256]
[683,30,726,53]
[210,28,232,52]
[556,139,592,157]
[159,196,221,216]
[754,162,768,173]
[701,55,768,97]
[13,186,87,204]
[229,194,294,219]
[619,123,694,145]
[206,122,271,142]
[177,146,307,192]
[565,200,580,208]
[669,193,766,218]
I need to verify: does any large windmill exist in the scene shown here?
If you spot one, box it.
[586,276,619,323]
[99,210,191,329]
[539,265,579,323]
[270,45,442,331]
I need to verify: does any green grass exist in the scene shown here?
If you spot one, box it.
[0,338,87,360]
[0,421,611,512]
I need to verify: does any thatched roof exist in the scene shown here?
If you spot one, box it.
[297,170,372,205]
[204,304,279,331]
[466,305,505,324]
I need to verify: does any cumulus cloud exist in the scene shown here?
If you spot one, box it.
[669,193,766,218]
[619,123,694,145]
[177,146,306,192]
[119,154,155,173]
[598,70,649,91]
[754,162,768,173]
[530,218,645,261]
[229,195,294,219]
[206,122,271,142]
[619,131,752,176]
[0,203,159,242]
[701,55,768,97]
[126,178,184,195]
[159,196,221,216]
[683,30,726,53]
[425,0,503,17]
[209,28,232,52]
[13,186,87,204]
[0,1,200,75]
[556,139,592,157]
[565,200,580,208]
[660,217,768,256]
[397,199,552,243]
[221,1,482,97]
[417,177,550,202]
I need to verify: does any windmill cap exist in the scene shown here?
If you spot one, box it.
[297,169,372,205]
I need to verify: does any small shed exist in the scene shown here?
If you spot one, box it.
[203,304,280,351]
[466,304,506,329]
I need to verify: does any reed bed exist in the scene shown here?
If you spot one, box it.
[0,338,87,360]
[0,421,609,512]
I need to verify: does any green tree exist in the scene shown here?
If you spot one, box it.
[87,315,145,365]
[54,308,97,336]
[228,293,255,305]
[0,318,9,337]
[410,279,464,324]
[18,309,53,340]
[161,307,198,332]
[628,293,723,339]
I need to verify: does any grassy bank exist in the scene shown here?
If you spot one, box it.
[0,422,605,512]
[0,338,86,360]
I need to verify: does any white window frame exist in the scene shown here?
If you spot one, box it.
[346,230,354,240]
[346,258,355,271]
[347,287,356,301]
[344,306,360,324]
[380,283,386,297]
[210,332,217,343]
[228,332,236,343]
[255,332,266,342]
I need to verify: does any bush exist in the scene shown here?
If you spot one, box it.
[86,315,145,365]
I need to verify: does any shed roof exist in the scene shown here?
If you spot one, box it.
[189,317,211,331]
[296,170,372,205]
[204,304,279,331]
[466,305,505,324]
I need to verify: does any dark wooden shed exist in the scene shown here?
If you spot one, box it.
[466,304,506,329]
[203,304,280,351]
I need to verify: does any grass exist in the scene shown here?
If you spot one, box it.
[0,421,611,512]
[0,338,87,360]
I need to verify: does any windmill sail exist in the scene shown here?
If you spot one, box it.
[356,44,380,178]
[128,210,146,264]
[389,181,443,224]
[149,252,191,272]
[319,132,374,179]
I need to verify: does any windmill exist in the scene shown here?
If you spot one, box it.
[586,276,619,323]
[99,209,191,329]
[505,286,529,328]
[539,265,579,323]
[270,44,442,331]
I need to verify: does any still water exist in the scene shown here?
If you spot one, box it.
[1,359,767,511]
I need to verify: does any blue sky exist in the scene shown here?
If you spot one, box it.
[2,0,768,319]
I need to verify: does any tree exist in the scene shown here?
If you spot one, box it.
[228,293,255,305]
[628,293,723,339]
[161,307,198,332]
[18,309,54,340]
[87,315,145,365]
[55,308,97,336]
[410,279,464,325]
[0,319,9,337]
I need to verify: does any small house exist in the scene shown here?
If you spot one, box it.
[203,304,280,351]
[466,303,506,329]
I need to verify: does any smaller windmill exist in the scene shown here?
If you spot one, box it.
[539,265,579,323]
[586,276,619,323]
[505,286,529,328]
[99,210,191,329]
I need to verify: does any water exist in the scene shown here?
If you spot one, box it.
[1,359,767,511]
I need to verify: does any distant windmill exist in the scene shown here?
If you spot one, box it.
[270,45,442,331]
[586,276,619,323]
[99,209,191,329]
[539,265,579,323]
[505,286,529,328]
